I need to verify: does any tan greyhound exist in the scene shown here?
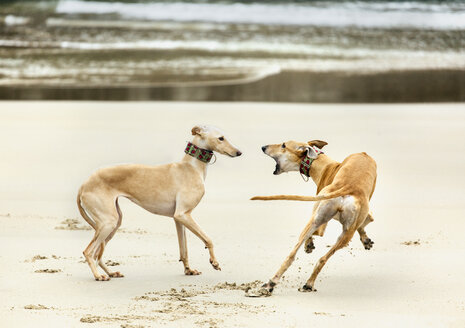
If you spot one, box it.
[77,125,242,281]
[247,140,376,296]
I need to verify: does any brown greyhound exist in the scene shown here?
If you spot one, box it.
[77,125,242,281]
[247,140,376,296]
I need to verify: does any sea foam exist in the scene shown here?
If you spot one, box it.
[55,0,465,30]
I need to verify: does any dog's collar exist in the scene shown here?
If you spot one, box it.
[299,146,324,177]
[185,142,214,163]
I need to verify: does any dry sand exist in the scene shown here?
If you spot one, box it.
[0,101,464,327]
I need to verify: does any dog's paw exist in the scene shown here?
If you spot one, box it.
[304,238,316,254]
[109,271,124,278]
[95,275,110,281]
[298,284,316,292]
[209,259,221,271]
[185,268,202,275]
[362,238,374,250]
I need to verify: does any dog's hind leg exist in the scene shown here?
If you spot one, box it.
[300,225,357,292]
[300,200,369,292]
[358,211,374,250]
[83,231,102,280]
[84,221,117,281]
[81,195,119,281]
[175,221,201,275]
[259,200,339,294]
[83,225,115,281]
[97,198,124,278]
[96,242,124,278]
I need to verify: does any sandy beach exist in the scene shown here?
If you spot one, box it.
[1,101,465,327]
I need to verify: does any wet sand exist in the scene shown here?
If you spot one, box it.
[1,101,465,327]
[1,69,465,102]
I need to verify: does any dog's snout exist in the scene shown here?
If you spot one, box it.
[261,145,268,153]
[236,151,242,157]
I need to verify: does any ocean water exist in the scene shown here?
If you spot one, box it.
[0,0,464,87]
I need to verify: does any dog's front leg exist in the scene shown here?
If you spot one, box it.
[175,221,201,275]
[174,211,221,271]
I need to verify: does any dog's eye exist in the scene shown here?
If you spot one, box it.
[282,143,286,148]
[218,137,224,141]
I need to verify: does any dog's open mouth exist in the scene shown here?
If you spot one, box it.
[273,160,280,175]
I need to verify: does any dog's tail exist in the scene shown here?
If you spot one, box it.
[77,186,96,230]
[251,188,348,202]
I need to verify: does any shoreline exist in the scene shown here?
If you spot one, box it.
[1,69,464,102]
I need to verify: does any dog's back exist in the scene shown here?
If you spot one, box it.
[317,162,342,193]
[331,152,377,199]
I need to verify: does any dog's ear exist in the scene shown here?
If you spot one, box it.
[308,140,328,149]
[297,146,309,156]
[191,126,203,136]
[307,147,319,159]
[298,146,318,159]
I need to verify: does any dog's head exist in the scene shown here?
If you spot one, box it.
[261,140,327,175]
[191,125,242,157]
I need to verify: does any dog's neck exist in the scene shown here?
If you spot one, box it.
[184,142,214,164]
[181,137,211,179]
[308,154,338,186]
[300,146,324,177]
